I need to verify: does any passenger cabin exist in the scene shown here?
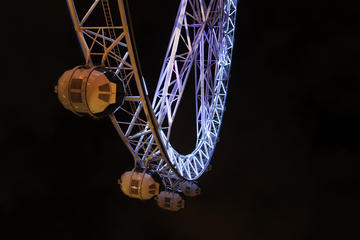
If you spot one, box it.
[119,170,160,200]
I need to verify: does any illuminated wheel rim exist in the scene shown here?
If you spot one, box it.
[65,0,238,189]
[148,0,238,182]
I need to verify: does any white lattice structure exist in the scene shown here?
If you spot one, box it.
[64,0,237,192]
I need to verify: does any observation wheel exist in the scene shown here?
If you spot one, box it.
[56,0,238,211]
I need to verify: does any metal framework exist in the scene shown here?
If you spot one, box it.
[66,0,237,190]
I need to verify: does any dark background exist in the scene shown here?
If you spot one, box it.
[1,0,359,239]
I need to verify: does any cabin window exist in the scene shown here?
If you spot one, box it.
[131,180,139,187]
[71,78,82,89]
[98,93,110,102]
[130,188,138,195]
[99,83,110,92]
[70,93,82,103]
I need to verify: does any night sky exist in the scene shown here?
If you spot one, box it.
[2,1,359,239]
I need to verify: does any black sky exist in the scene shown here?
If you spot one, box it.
[1,1,359,239]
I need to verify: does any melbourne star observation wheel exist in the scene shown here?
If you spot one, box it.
[56,0,238,211]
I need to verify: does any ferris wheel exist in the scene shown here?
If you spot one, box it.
[56,0,238,211]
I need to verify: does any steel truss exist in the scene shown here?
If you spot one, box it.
[66,0,237,190]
